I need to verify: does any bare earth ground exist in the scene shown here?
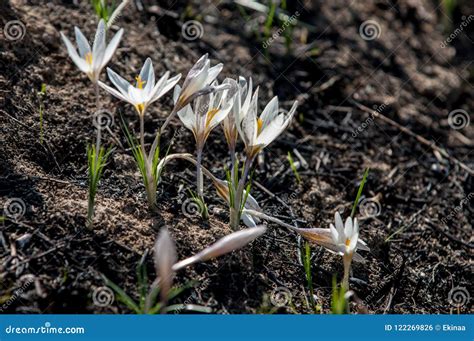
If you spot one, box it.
[0,0,473,314]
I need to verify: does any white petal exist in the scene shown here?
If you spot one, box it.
[240,77,253,115]
[74,27,91,58]
[243,191,261,212]
[173,84,181,105]
[149,71,169,103]
[99,81,130,103]
[177,104,195,132]
[92,20,106,71]
[205,63,223,84]
[260,96,279,128]
[107,68,131,97]
[180,55,210,101]
[238,87,258,147]
[344,217,353,238]
[128,86,146,105]
[101,28,123,68]
[242,213,257,227]
[139,58,155,94]
[349,232,358,251]
[208,105,231,131]
[182,54,208,89]
[60,32,89,73]
[335,212,344,232]
[152,73,181,103]
[330,223,339,244]
[255,100,297,147]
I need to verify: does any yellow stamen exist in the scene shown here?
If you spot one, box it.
[257,117,263,135]
[135,103,145,115]
[205,108,220,128]
[135,76,146,89]
[345,238,351,247]
[85,52,93,65]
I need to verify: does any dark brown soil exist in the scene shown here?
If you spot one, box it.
[1,0,473,314]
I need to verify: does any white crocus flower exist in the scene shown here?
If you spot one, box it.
[329,212,369,289]
[175,81,233,201]
[161,54,223,133]
[60,19,123,83]
[99,58,181,116]
[175,81,233,149]
[221,77,251,152]
[329,212,366,256]
[236,88,298,159]
[176,54,223,109]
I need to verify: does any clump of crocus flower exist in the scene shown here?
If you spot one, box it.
[60,19,123,227]
[175,80,233,213]
[99,58,181,208]
[228,78,298,229]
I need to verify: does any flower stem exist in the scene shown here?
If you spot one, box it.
[230,155,254,229]
[140,114,157,210]
[140,114,146,156]
[196,148,204,199]
[87,81,102,228]
[342,253,352,291]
